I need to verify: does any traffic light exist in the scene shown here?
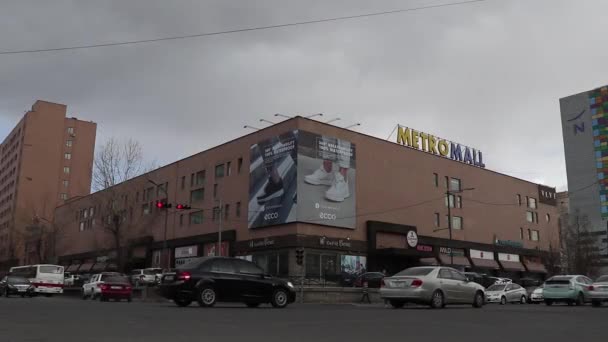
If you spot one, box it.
[155,201,172,209]
[176,204,192,210]
[296,249,304,265]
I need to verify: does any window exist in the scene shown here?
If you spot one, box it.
[190,211,203,225]
[546,213,551,222]
[227,162,231,176]
[450,178,461,191]
[181,176,185,190]
[62,180,69,187]
[190,173,194,187]
[211,259,236,273]
[452,216,463,230]
[438,269,452,279]
[434,213,440,228]
[531,230,539,241]
[64,153,71,160]
[67,127,75,135]
[236,202,241,217]
[212,206,220,221]
[444,176,449,189]
[305,253,321,278]
[445,194,455,208]
[63,166,70,174]
[215,164,225,179]
[190,188,204,203]
[520,228,524,240]
[238,157,243,174]
[213,184,218,198]
[235,260,263,275]
[59,193,67,200]
[526,211,534,223]
[156,183,168,197]
[179,214,184,226]
[528,197,537,209]
[517,194,522,206]
[456,196,462,208]
[224,204,229,219]
[195,170,205,185]
[527,229,532,240]
[433,173,439,187]
[534,212,539,223]
[66,140,73,147]
[449,270,466,282]
[79,222,85,232]
[143,203,150,215]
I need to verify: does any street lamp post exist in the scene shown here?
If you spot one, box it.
[436,187,475,266]
[148,179,170,270]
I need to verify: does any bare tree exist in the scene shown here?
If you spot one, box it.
[560,211,602,277]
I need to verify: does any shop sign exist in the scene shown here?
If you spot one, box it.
[203,242,229,257]
[396,126,485,168]
[498,253,520,262]
[319,236,352,248]
[538,185,557,206]
[470,249,494,260]
[495,240,524,248]
[248,238,275,248]
[406,231,418,248]
[416,244,433,252]
[175,245,198,259]
[439,247,465,257]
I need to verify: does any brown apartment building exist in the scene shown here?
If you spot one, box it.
[55,117,559,282]
[0,101,96,270]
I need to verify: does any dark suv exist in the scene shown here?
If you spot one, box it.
[159,257,296,308]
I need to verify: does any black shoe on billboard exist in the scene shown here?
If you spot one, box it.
[257,179,284,204]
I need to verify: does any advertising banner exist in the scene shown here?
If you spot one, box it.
[340,255,366,276]
[203,242,229,257]
[174,245,198,259]
[497,253,520,262]
[469,249,494,260]
[248,130,357,229]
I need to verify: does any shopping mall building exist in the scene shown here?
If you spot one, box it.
[55,117,559,282]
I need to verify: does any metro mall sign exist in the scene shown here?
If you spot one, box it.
[396,126,485,168]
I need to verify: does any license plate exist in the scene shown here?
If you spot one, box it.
[164,276,174,282]
[111,286,122,290]
[392,281,407,288]
[18,289,26,292]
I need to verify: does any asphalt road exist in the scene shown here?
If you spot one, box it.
[0,296,606,342]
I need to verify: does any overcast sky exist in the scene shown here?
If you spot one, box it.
[0,0,606,190]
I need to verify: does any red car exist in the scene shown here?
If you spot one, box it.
[98,275,133,302]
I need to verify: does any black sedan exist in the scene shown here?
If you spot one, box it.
[0,276,35,297]
[159,257,296,308]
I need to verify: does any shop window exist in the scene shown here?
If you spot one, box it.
[278,252,289,277]
[321,254,339,282]
[305,253,320,278]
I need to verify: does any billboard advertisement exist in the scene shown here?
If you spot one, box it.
[340,255,367,276]
[248,130,357,229]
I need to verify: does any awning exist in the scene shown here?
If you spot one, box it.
[92,263,107,272]
[66,264,80,273]
[524,261,548,273]
[499,260,526,272]
[78,262,94,273]
[470,258,500,270]
[420,257,440,266]
[439,255,471,267]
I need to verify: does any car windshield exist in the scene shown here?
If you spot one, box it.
[394,267,434,277]
[105,276,129,283]
[596,275,608,282]
[546,278,572,284]
[7,276,29,284]
[487,284,506,291]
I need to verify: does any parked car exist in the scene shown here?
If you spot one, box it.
[0,275,36,297]
[131,268,161,286]
[530,284,544,303]
[354,272,385,288]
[156,268,176,285]
[543,275,593,306]
[485,283,528,304]
[518,278,543,303]
[589,275,608,307]
[464,272,510,288]
[94,275,133,302]
[64,274,80,287]
[380,266,485,309]
[159,257,296,308]
[82,272,123,300]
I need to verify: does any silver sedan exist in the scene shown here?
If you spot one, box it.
[589,275,608,307]
[380,266,485,309]
[485,283,528,304]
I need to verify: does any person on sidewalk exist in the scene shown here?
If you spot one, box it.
[304,138,352,202]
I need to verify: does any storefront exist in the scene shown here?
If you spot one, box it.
[468,249,500,275]
[497,253,526,281]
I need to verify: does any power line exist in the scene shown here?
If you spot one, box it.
[0,0,488,56]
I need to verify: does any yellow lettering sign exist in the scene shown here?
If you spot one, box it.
[438,140,449,156]
[412,130,420,149]
[396,126,412,147]
[428,135,437,154]
[420,133,429,152]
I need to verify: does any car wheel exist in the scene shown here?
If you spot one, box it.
[246,302,261,308]
[174,298,193,307]
[545,300,553,306]
[197,286,217,307]
[271,288,289,308]
[592,300,602,307]
[575,293,584,306]
[430,290,444,309]
[520,295,527,304]
[500,296,507,305]
[473,291,484,308]
[389,300,405,309]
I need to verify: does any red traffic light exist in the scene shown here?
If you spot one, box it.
[156,201,172,209]
[176,204,191,210]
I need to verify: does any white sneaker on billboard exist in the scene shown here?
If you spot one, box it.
[325,173,350,202]
[304,166,334,186]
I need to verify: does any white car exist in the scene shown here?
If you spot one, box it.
[485,283,528,304]
[82,272,122,299]
[64,274,80,287]
[530,285,544,303]
[130,268,161,286]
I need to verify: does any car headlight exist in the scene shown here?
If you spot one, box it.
[287,282,294,288]
[8,284,16,289]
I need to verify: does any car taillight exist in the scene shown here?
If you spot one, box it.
[589,285,595,291]
[411,279,423,287]
[380,279,386,287]
[125,286,132,291]
[100,284,110,291]
[177,271,191,281]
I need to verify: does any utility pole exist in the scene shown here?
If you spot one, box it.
[447,189,453,266]
[149,179,170,269]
